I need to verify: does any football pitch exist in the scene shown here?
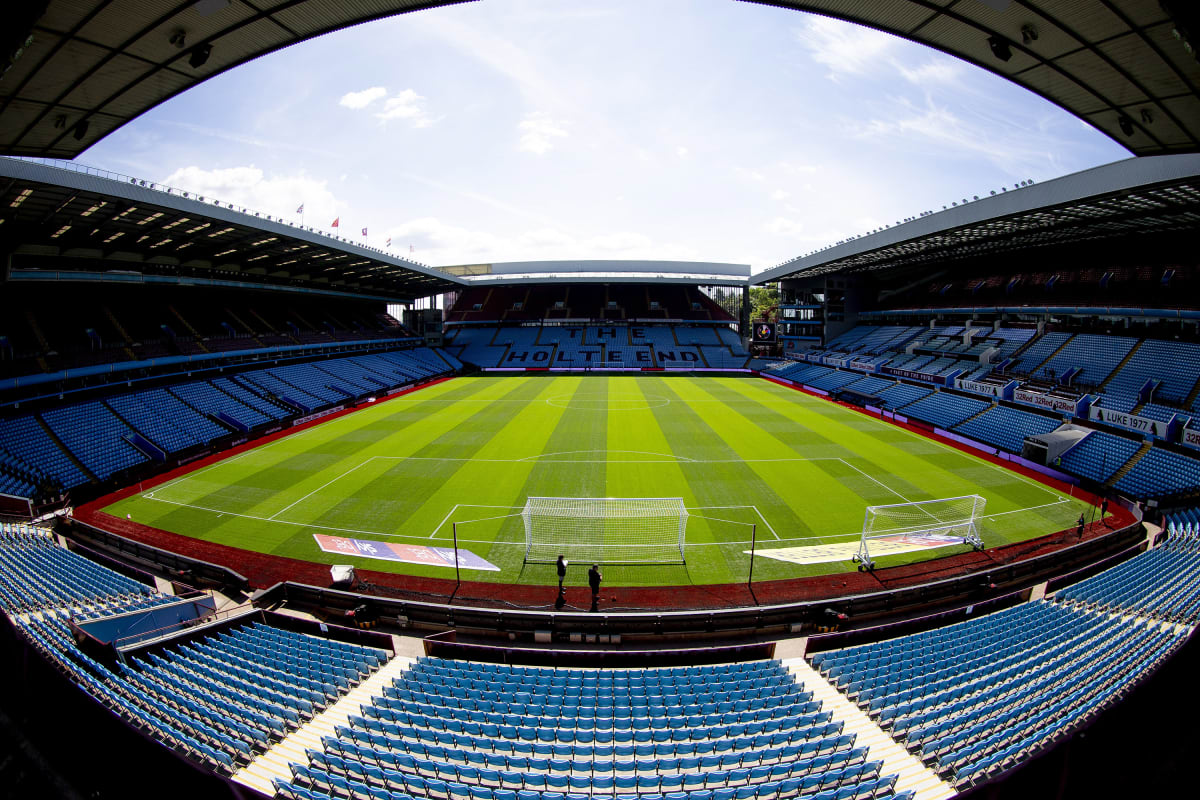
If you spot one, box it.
[106,375,1089,588]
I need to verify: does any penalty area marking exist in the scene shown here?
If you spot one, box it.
[132,491,1070,550]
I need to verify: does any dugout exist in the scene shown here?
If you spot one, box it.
[834,387,884,408]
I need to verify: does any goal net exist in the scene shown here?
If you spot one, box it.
[522,497,688,565]
[854,494,986,570]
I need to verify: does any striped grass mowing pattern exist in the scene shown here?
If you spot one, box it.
[106,376,1088,588]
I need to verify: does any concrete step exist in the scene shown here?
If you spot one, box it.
[782,657,956,800]
[233,654,414,795]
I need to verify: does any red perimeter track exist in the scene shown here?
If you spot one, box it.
[75,375,1130,611]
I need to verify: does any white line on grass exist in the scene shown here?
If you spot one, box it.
[268,459,373,521]
[135,490,1069,550]
[429,504,461,539]
[837,458,913,504]
[818,395,1067,503]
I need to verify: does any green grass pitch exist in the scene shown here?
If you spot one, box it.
[106,375,1090,588]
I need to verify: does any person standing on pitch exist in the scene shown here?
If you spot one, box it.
[556,554,568,591]
[1077,513,1086,538]
[588,564,602,612]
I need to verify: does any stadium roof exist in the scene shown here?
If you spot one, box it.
[0,156,464,301]
[445,260,751,286]
[753,153,1200,284]
[1,1,1198,159]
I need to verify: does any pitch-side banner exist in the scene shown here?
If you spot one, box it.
[313,534,500,571]
[747,533,967,565]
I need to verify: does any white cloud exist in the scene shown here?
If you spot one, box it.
[898,60,962,85]
[518,112,569,154]
[161,165,341,226]
[676,146,689,159]
[339,86,387,110]
[764,217,806,237]
[794,16,899,80]
[382,216,705,266]
[375,89,437,127]
[771,189,791,201]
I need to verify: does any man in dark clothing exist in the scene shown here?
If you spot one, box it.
[1100,497,1110,526]
[556,554,568,590]
[588,564,602,612]
[1077,513,1086,538]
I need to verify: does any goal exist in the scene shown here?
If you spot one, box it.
[853,494,986,570]
[521,497,688,566]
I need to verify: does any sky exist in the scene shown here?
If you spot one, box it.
[83,0,1131,274]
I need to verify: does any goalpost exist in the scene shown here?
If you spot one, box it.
[522,497,688,565]
[853,494,987,570]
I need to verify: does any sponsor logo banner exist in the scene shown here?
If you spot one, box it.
[1014,389,1075,414]
[313,534,500,571]
[747,533,967,565]
[1184,427,1200,450]
[1089,406,1167,437]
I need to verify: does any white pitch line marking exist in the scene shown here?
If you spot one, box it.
[267,459,372,521]
[429,504,461,540]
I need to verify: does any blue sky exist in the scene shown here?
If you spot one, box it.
[85,0,1130,273]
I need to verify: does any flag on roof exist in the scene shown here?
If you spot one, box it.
[361,227,368,237]
[296,203,304,214]
[331,217,339,228]
[386,237,392,247]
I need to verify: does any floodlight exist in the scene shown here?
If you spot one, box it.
[987,35,1013,62]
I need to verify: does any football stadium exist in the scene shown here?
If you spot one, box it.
[2,1,1200,798]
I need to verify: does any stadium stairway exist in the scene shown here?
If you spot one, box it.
[783,658,955,800]
[233,652,413,795]
[1105,441,1153,487]
[1026,333,1076,376]
[1099,339,1144,390]
[35,414,95,483]
[1186,374,1200,411]
[956,402,995,428]
[169,304,210,353]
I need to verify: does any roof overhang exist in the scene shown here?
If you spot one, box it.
[448,259,751,287]
[752,153,1200,285]
[1,2,1197,159]
[0,156,465,301]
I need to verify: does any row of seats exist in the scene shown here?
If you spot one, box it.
[812,533,1199,788]
[766,357,1200,501]
[282,654,902,800]
[0,346,455,495]
[0,526,154,612]
[1055,536,1200,621]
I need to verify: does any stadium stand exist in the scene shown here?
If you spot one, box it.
[0,288,413,381]
[811,599,1185,789]
[1,523,388,776]
[894,393,990,430]
[952,406,1062,455]
[275,656,907,800]
[1113,446,1200,499]
[1056,536,1200,623]
[0,525,155,613]
[1055,430,1143,484]
[0,346,455,497]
